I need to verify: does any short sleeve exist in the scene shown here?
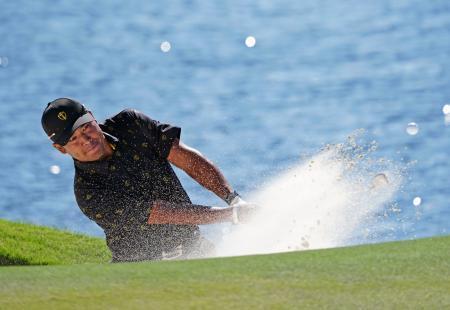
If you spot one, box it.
[123,109,180,159]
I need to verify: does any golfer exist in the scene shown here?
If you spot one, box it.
[41,98,254,262]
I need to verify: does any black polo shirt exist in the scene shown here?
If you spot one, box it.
[74,109,199,262]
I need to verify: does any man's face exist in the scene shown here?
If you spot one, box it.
[53,120,110,162]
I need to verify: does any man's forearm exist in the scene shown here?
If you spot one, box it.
[167,141,234,202]
[148,201,233,225]
[186,153,233,200]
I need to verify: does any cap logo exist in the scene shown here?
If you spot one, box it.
[57,111,67,121]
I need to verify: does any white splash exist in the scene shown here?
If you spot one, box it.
[413,196,422,207]
[442,104,450,115]
[49,165,61,175]
[215,134,402,257]
[245,36,256,48]
[160,41,171,53]
[406,122,419,135]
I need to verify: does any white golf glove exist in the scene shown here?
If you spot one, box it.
[229,195,257,225]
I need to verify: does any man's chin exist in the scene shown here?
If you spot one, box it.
[83,144,103,161]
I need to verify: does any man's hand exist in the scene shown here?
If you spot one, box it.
[230,196,258,224]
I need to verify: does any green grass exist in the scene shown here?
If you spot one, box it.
[0,219,449,309]
[0,219,110,265]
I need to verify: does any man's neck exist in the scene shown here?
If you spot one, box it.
[101,140,115,160]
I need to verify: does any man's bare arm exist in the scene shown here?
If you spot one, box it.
[148,201,233,225]
[167,139,233,201]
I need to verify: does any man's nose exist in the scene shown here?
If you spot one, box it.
[80,133,92,144]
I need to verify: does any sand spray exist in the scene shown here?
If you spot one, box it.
[215,131,402,257]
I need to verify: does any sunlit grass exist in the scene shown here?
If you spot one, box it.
[0,219,448,308]
[0,219,110,265]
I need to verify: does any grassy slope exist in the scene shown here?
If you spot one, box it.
[0,220,448,309]
[0,219,110,265]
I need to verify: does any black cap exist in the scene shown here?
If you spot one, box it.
[41,98,95,145]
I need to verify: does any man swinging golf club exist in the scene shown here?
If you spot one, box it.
[41,98,256,262]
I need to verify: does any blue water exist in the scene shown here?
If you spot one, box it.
[0,0,449,241]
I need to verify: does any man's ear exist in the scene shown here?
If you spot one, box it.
[52,143,67,154]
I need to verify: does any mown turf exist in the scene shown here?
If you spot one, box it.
[0,224,448,309]
[0,219,110,265]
